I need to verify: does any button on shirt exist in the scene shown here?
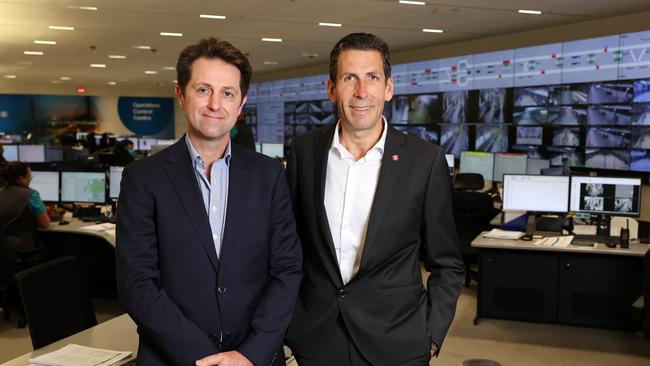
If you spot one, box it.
[186,135,230,258]
[324,119,387,284]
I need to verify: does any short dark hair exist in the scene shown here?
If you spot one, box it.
[329,33,391,82]
[176,38,253,98]
[2,161,29,185]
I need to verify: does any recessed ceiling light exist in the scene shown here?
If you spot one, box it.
[24,51,44,55]
[200,14,226,19]
[109,55,126,59]
[145,70,158,74]
[162,66,175,70]
[518,9,542,15]
[133,45,152,50]
[4,75,17,79]
[90,64,106,68]
[318,22,342,27]
[107,81,117,85]
[34,40,56,45]
[262,38,283,42]
[48,25,74,31]
[160,32,183,37]
[263,61,279,65]
[422,28,443,33]
[51,80,63,84]
[172,79,178,83]
[60,76,71,80]
[399,0,426,5]
[66,5,98,10]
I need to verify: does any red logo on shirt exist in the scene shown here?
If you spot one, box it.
[392,154,399,161]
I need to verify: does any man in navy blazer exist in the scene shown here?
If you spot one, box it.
[116,38,302,366]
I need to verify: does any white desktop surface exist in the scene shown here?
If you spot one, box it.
[43,218,116,247]
[0,314,137,366]
[472,231,649,257]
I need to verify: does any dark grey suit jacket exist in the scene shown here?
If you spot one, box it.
[285,124,464,365]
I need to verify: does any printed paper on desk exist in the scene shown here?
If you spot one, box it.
[80,223,116,232]
[29,343,131,366]
[483,228,525,240]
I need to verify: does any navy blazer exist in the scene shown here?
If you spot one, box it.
[116,138,302,366]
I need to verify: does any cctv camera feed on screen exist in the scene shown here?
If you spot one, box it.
[631,150,650,171]
[586,127,630,148]
[585,149,630,170]
[478,88,506,123]
[513,107,548,125]
[394,126,438,143]
[549,84,589,105]
[512,145,544,159]
[632,103,650,125]
[476,125,508,152]
[548,106,587,125]
[632,127,650,149]
[386,93,441,125]
[552,127,581,146]
[633,79,650,103]
[442,91,467,123]
[284,99,337,129]
[440,124,469,159]
[588,82,634,104]
[516,126,543,145]
[547,146,583,167]
[587,105,631,125]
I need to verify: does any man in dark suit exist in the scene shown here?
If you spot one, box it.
[285,33,464,366]
[116,38,302,366]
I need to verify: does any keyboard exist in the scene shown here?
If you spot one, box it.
[571,234,617,246]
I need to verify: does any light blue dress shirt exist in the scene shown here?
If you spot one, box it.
[185,135,230,259]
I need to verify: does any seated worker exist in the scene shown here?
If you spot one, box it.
[0,162,50,255]
[112,139,135,166]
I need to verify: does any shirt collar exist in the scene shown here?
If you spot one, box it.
[185,134,232,169]
[331,116,388,160]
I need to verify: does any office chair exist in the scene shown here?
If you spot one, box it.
[452,173,498,287]
[16,256,97,349]
[644,249,649,339]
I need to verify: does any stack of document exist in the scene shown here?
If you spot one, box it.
[483,228,525,240]
[29,344,131,366]
[80,223,116,237]
[533,236,574,248]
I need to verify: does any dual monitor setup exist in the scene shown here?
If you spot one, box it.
[459,151,551,183]
[502,174,642,245]
[30,166,124,205]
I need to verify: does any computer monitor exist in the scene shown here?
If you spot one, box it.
[61,171,106,204]
[493,153,528,182]
[45,146,64,162]
[30,171,60,202]
[18,145,45,162]
[261,143,284,158]
[109,166,124,199]
[445,154,455,176]
[526,158,551,174]
[459,151,494,182]
[3,144,18,161]
[503,175,570,213]
[569,176,641,216]
[137,138,157,151]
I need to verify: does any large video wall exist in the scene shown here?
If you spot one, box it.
[246,30,650,172]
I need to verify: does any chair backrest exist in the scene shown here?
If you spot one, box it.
[16,256,97,349]
[453,173,485,191]
[452,190,496,250]
[0,231,15,290]
[644,249,650,338]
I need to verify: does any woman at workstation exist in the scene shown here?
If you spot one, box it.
[0,162,50,253]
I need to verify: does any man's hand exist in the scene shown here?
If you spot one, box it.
[195,351,254,366]
[430,343,439,359]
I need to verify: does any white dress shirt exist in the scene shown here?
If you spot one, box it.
[324,119,387,284]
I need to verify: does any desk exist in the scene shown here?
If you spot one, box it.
[0,314,137,366]
[472,232,648,330]
[44,218,115,247]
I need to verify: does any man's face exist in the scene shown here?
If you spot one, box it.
[175,57,247,144]
[328,50,393,133]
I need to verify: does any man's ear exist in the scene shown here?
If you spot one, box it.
[327,80,337,103]
[175,84,186,108]
[384,77,394,102]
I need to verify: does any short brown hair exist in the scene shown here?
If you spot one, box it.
[2,161,29,185]
[176,38,253,97]
[329,33,391,83]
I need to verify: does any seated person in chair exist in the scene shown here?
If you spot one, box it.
[0,162,50,257]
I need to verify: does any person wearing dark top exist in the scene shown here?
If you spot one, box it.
[0,144,7,165]
[84,131,98,153]
[230,119,256,151]
[0,162,50,254]
[112,139,135,166]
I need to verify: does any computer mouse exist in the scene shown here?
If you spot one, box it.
[59,220,70,225]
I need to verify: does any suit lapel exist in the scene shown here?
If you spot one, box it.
[219,145,248,263]
[164,137,219,272]
[356,127,405,275]
[313,125,344,286]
